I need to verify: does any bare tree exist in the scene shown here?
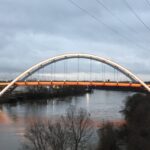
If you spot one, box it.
[46,121,69,150]
[22,107,93,150]
[22,120,69,150]
[22,120,48,150]
[62,106,93,150]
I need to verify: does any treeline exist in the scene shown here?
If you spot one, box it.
[1,86,92,103]
[24,86,92,99]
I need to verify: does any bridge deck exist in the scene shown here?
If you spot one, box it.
[0,81,149,88]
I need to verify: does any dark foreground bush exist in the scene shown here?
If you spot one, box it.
[122,93,150,150]
[97,122,120,150]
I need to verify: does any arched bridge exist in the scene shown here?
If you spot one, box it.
[0,53,150,97]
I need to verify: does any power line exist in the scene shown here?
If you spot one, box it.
[67,0,118,35]
[145,0,150,7]
[95,0,144,39]
[67,0,150,51]
[96,0,127,28]
[96,0,150,47]
[123,0,150,32]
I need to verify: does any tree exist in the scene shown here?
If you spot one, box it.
[22,120,48,150]
[22,107,93,150]
[122,93,150,150]
[62,106,93,150]
[97,122,119,150]
[46,121,69,150]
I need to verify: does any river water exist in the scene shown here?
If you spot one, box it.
[0,90,135,150]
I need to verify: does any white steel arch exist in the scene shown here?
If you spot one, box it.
[0,53,150,97]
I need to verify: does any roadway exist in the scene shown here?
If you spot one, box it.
[0,81,149,88]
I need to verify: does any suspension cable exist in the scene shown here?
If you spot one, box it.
[90,58,92,82]
[77,57,79,81]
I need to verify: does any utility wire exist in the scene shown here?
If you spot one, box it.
[96,0,127,28]
[145,0,150,7]
[67,0,150,51]
[68,0,118,35]
[123,0,150,32]
[96,0,148,41]
[96,0,150,49]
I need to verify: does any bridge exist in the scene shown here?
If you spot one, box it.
[0,53,150,97]
[0,81,150,88]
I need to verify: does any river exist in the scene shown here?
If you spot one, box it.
[0,90,135,150]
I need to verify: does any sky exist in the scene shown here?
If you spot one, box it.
[0,0,150,80]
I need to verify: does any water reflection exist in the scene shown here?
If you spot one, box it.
[1,90,135,121]
[52,100,55,114]
[71,98,76,106]
[86,93,90,112]
[0,110,12,124]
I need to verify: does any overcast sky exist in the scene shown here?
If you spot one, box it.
[0,0,150,80]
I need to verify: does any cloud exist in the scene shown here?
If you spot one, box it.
[0,0,150,80]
